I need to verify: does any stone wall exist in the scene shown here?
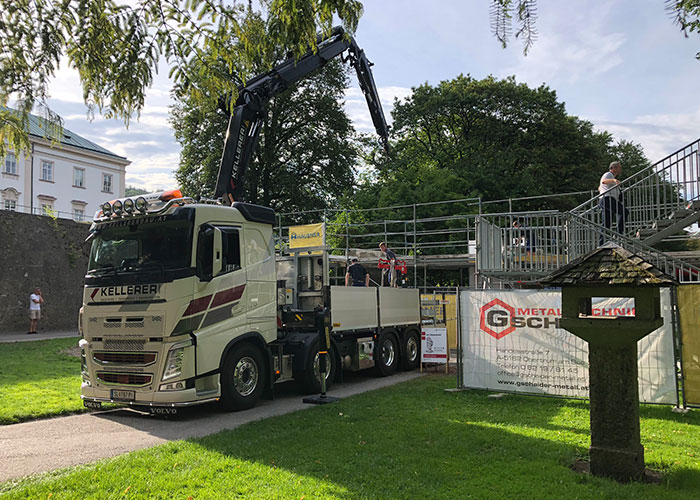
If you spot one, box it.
[0,210,90,332]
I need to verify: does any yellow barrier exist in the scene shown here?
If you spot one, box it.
[678,285,700,406]
[420,293,457,349]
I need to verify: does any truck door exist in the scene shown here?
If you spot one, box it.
[193,224,247,375]
[243,226,276,340]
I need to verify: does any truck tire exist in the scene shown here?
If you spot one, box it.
[296,340,337,394]
[376,330,399,376]
[220,343,266,411]
[400,329,420,371]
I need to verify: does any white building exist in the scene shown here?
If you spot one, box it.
[1,112,130,222]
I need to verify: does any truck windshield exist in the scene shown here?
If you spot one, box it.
[88,217,193,280]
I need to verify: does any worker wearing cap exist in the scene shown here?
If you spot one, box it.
[345,258,370,287]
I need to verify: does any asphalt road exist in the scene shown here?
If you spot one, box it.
[0,370,423,483]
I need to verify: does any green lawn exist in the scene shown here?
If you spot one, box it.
[0,337,84,424]
[1,375,698,499]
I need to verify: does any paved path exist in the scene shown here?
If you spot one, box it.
[0,330,78,343]
[0,371,423,483]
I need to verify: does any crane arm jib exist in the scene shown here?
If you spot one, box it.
[214,27,389,203]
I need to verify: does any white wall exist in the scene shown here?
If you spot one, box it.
[1,138,129,221]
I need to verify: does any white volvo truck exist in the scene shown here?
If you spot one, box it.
[79,193,421,412]
[79,27,421,413]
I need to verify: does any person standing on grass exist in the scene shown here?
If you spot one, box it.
[28,287,44,335]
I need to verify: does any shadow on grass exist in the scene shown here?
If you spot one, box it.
[189,377,700,499]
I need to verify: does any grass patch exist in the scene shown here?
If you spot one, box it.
[0,337,84,424]
[1,375,699,499]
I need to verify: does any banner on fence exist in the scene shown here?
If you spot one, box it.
[460,289,676,404]
[678,285,700,406]
[421,327,448,364]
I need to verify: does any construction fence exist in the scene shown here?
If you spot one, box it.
[430,286,699,409]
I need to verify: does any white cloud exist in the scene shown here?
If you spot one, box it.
[500,30,626,86]
[344,85,412,133]
[592,106,700,163]
[124,152,180,191]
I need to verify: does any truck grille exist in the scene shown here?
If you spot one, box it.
[104,340,146,351]
[96,372,153,386]
[93,352,156,365]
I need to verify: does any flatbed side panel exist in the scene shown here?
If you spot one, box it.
[378,288,420,327]
[330,286,378,332]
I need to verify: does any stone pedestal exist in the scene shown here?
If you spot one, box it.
[588,343,644,481]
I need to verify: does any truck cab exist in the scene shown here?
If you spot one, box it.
[80,193,278,412]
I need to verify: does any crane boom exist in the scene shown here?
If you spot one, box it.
[214,27,389,203]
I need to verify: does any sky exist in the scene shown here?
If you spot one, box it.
[41,0,700,192]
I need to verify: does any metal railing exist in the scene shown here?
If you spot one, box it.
[476,211,569,279]
[570,138,700,238]
[0,203,88,222]
[565,211,700,282]
[475,209,700,284]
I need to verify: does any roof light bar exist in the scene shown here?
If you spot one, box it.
[95,189,188,221]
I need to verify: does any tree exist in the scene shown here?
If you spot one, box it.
[0,0,363,157]
[125,186,150,197]
[360,75,632,213]
[171,11,357,213]
[491,0,700,59]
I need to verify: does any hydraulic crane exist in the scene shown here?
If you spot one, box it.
[214,26,390,204]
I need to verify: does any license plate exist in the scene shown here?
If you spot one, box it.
[111,389,135,401]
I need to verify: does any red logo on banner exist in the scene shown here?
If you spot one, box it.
[480,299,516,339]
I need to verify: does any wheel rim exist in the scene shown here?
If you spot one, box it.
[381,338,396,367]
[406,336,418,363]
[314,352,332,383]
[233,356,259,397]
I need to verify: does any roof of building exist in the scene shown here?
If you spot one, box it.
[539,242,678,287]
[4,107,126,161]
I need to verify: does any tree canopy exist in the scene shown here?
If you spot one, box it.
[0,0,364,157]
[171,9,357,213]
[353,74,648,213]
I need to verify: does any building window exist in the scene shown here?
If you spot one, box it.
[41,160,54,182]
[37,194,56,216]
[73,208,85,222]
[1,188,20,211]
[4,153,17,175]
[73,167,85,188]
[102,173,113,193]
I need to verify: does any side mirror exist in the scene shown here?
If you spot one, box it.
[196,225,214,282]
[213,227,223,277]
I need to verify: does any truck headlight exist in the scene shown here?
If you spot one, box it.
[78,338,90,382]
[78,307,84,337]
[162,347,185,381]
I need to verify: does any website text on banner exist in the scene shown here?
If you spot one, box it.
[678,285,700,406]
[460,289,676,404]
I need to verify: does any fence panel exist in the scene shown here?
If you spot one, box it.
[677,285,700,407]
[459,289,677,404]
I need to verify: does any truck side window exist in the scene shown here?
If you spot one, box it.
[220,227,241,274]
[197,225,214,280]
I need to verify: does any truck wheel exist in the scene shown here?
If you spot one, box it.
[401,329,420,371]
[297,341,337,394]
[376,331,399,376]
[220,343,266,411]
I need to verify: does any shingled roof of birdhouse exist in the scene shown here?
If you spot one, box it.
[540,243,678,287]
